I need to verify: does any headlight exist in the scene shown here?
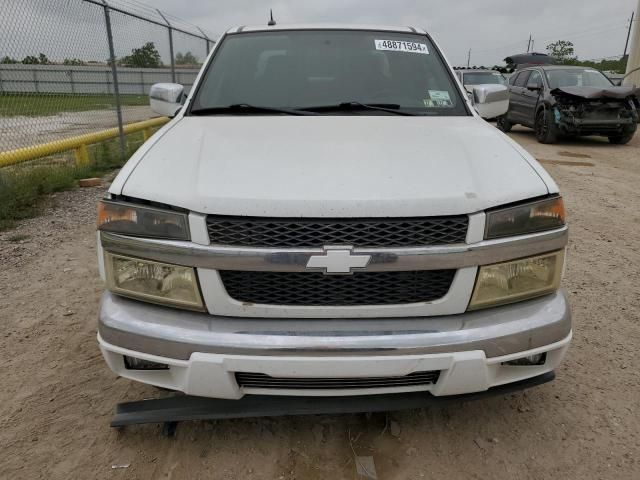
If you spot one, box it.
[485,197,565,239]
[104,252,204,310]
[468,250,564,311]
[97,200,189,240]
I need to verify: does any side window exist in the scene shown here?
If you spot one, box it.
[514,71,531,87]
[528,71,542,88]
[508,73,520,86]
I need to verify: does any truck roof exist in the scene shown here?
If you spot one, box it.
[226,24,427,35]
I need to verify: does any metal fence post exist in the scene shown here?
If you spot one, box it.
[157,9,176,83]
[102,0,126,161]
[33,69,40,93]
[197,26,210,55]
[69,70,75,94]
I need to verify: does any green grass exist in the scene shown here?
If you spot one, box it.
[0,129,154,230]
[0,93,148,117]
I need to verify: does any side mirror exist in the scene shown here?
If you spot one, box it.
[149,83,185,117]
[472,84,509,119]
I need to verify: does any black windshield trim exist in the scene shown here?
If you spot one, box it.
[186,29,472,118]
[300,102,425,116]
[225,27,419,35]
[190,104,319,116]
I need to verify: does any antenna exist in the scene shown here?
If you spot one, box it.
[268,9,276,26]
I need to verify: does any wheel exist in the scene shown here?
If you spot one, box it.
[496,115,513,133]
[608,129,636,145]
[535,108,558,144]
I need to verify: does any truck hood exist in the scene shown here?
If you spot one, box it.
[118,116,551,217]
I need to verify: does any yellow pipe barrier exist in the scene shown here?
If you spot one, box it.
[74,144,90,166]
[0,116,169,168]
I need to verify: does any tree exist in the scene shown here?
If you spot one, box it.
[22,55,40,64]
[63,58,86,66]
[0,56,18,64]
[563,56,627,75]
[546,40,577,64]
[119,42,162,68]
[21,53,49,65]
[175,51,199,65]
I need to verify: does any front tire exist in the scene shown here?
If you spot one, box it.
[496,115,513,133]
[608,128,636,145]
[535,108,558,144]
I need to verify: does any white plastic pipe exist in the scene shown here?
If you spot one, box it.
[623,0,640,86]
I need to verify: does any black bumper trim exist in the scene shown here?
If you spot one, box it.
[111,372,555,429]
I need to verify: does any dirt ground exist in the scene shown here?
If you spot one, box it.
[1,127,639,480]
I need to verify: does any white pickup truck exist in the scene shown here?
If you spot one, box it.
[96,24,571,402]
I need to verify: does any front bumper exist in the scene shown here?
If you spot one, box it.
[98,290,572,399]
[558,114,637,135]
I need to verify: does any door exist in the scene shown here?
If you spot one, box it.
[508,70,532,123]
[520,70,543,127]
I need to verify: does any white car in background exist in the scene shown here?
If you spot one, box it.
[456,69,509,119]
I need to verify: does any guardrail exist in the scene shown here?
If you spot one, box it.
[0,116,169,168]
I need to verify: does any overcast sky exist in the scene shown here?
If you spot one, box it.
[0,0,636,66]
[150,0,636,66]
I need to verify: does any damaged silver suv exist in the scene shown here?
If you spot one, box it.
[498,65,639,144]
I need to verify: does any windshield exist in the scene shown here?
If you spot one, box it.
[545,69,613,89]
[190,30,468,116]
[463,72,506,86]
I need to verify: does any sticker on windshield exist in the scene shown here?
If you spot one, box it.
[424,90,453,107]
[375,40,429,54]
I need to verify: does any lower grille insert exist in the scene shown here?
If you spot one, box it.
[235,371,441,390]
[219,270,456,306]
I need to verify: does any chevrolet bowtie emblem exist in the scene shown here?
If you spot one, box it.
[306,246,371,275]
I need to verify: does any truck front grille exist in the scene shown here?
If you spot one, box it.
[206,215,468,248]
[235,371,441,390]
[219,270,455,306]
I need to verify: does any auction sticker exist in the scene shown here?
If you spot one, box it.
[424,90,453,107]
[375,39,429,54]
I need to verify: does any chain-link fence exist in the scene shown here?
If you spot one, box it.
[0,0,215,228]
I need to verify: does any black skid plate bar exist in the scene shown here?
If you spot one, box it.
[111,372,555,433]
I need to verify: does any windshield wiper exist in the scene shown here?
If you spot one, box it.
[190,104,318,116]
[301,102,422,116]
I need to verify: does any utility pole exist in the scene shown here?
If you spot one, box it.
[527,35,532,53]
[624,0,640,86]
[623,11,635,58]
[467,49,471,68]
